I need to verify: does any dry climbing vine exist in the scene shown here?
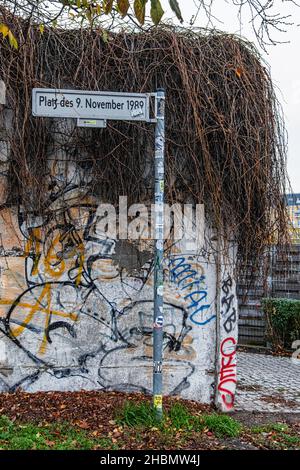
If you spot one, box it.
[0,12,290,274]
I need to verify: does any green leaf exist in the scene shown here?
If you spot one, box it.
[169,0,183,23]
[39,24,45,34]
[134,0,147,25]
[150,0,164,25]
[117,0,130,16]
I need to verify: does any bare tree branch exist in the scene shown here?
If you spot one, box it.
[0,0,299,50]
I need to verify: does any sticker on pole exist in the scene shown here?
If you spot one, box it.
[154,315,164,329]
[77,118,107,128]
[32,88,151,122]
[153,395,163,408]
[157,285,163,296]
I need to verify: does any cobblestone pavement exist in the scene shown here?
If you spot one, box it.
[235,352,300,412]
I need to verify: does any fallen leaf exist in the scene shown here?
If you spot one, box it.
[76,420,90,429]
[45,440,55,447]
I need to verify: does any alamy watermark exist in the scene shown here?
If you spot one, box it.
[93,196,204,245]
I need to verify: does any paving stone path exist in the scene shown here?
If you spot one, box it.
[235,352,300,412]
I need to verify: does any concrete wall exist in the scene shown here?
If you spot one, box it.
[0,83,238,411]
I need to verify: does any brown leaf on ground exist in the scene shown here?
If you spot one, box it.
[0,390,298,450]
[45,440,55,447]
[75,420,90,430]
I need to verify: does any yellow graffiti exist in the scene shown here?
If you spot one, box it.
[24,227,42,276]
[24,227,85,285]
[0,284,78,355]
[3,209,89,356]
[44,233,66,278]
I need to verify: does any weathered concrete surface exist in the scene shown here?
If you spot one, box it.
[235,352,300,412]
[0,81,5,105]
[0,204,220,402]
[0,88,238,409]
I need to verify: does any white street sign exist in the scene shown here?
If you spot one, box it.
[32,88,151,122]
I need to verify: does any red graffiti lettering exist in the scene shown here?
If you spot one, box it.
[218,337,237,410]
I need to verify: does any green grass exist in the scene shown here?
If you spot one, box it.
[281,434,299,445]
[251,423,289,434]
[115,401,160,428]
[115,401,241,438]
[168,402,196,431]
[0,415,117,450]
[200,413,241,438]
[2,406,298,450]
[249,422,300,450]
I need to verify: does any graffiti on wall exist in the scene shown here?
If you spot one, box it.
[217,336,237,410]
[216,273,238,410]
[169,257,215,326]
[0,178,216,395]
[221,276,237,334]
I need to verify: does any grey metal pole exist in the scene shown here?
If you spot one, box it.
[153,88,165,419]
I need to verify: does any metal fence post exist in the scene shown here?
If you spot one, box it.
[153,88,165,419]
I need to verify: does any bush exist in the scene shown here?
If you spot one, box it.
[262,298,300,349]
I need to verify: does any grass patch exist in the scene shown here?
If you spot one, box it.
[115,401,241,438]
[200,413,241,438]
[167,402,199,431]
[0,415,117,450]
[115,401,160,428]
[281,434,299,445]
[248,421,300,450]
[251,423,289,434]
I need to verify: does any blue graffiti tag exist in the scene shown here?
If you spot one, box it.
[168,257,216,326]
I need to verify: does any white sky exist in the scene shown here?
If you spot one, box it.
[161,0,300,192]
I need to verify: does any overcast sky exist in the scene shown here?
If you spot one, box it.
[161,0,300,193]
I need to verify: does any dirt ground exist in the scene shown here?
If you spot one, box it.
[0,391,299,450]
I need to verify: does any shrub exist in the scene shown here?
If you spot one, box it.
[262,298,300,349]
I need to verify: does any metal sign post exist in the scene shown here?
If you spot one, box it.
[32,87,166,418]
[153,89,165,418]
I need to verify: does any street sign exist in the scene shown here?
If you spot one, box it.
[77,118,107,128]
[32,88,151,122]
